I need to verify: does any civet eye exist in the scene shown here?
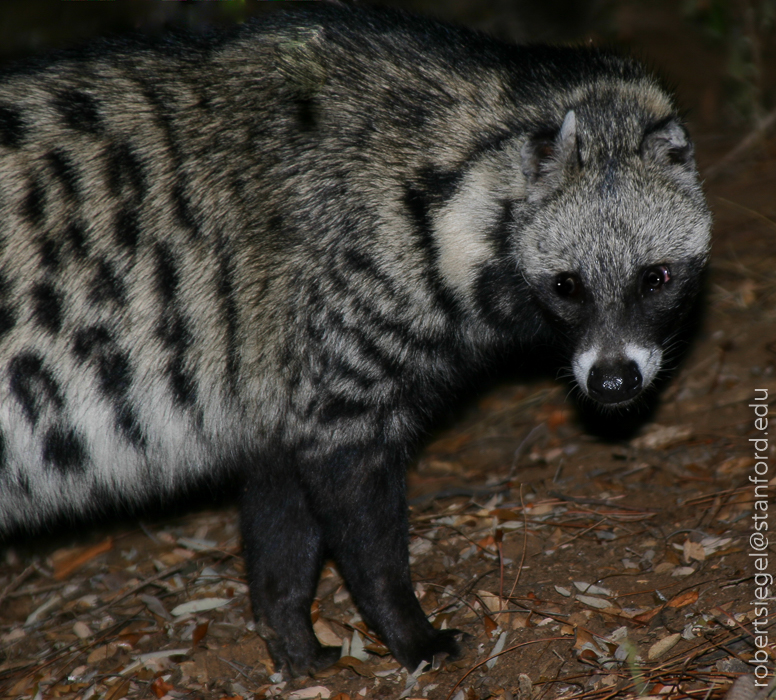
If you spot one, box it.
[554,273,583,300]
[642,265,671,294]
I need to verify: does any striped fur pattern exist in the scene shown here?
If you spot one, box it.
[0,6,710,674]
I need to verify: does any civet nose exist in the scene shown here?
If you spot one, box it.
[587,360,642,404]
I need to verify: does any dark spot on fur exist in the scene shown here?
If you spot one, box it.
[218,252,239,385]
[38,238,60,270]
[469,128,517,160]
[107,142,146,202]
[403,183,460,318]
[9,352,63,426]
[55,89,101,134]
[42,426,86,474]
[115,208,140,250]
[66,221,89,258]
[72,325,112,361]
[32,282,63,334]
[115,402,145,447]
[152,245,197,406]
[97,349,132,398]
[0,305,16,340]
[23,179,45,226]
[47,149,79,200]
[296,96,317,132]
[71,328,144,447]
[473,260,530,329]
[600,157,618,194]
[267,214,284,234]
[341,247,400,301]
[404,185,432,240]
[154,243,179,303]
[168,354,197,406]
[89,259,126,306]
[404,164,463,233]
[172,183,199,236]
[157,313,197,405]
[318,397,372,426]
[416,166,463,204]
[158,315,191,350]
[194,91,211,110]
[0,104,25,148]
[231,176,245,196]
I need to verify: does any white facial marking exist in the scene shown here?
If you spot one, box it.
[573,343,663,398]
[572,346,599,393]
[433,165,502,299]
[624,343,662,388]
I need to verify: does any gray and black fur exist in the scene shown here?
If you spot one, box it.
[0,6,710,675]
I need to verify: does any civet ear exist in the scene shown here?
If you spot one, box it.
[640,117,695,168]
[521,110,580,202]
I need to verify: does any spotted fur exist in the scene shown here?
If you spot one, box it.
[0,6,710,675]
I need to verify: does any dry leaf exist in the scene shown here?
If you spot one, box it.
[52,537,113,580]
[512,613,532,629]
[72,621,92,639]
[313,619,342,647]
[574,626,596,650]
[483,614,498,637]
[477,534,496,551]
[478,589,507,613]
[654,561,676,573]
[288,689,331,700]
[171,597,230,616]
[105,679,131,700]
[683,540,706,563]
[336,656,374,677]
[577,594,618,611]
[86,643,117,664]
[633,606,663,623]
[574,582,613,597]
[192,621,209,646]
[631,424,692,450]
[667,590,699,608]
[150,677,174,698]
[490,508,522,522]
[648,632,681,660]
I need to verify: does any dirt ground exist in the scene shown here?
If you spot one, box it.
[0,2,774,699]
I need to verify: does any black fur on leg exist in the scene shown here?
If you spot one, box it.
[298,443,461,670]
[240,461,340,676]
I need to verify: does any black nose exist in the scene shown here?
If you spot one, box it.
[587,360,642,404]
